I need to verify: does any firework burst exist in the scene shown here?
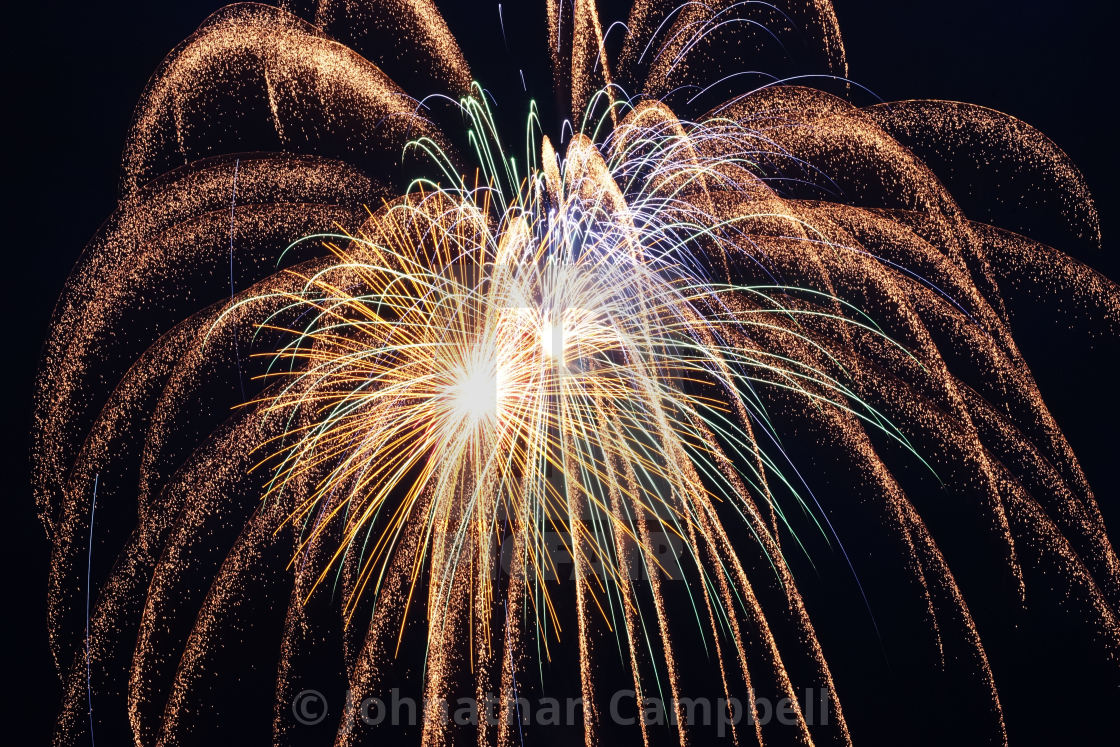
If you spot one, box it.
[231,92,927,743]
[35,2,1119,746]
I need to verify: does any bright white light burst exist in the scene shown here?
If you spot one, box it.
[448,350,500,424]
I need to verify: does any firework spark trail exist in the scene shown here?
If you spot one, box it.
[34,2,1120,746]
[85,473,99,747]
[229,157,247,403]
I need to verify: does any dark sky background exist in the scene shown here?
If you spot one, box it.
[7,1,1119,744]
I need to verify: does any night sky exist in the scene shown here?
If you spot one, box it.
[9,2,1119,743]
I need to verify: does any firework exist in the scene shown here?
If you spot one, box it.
[35,2,1119,746]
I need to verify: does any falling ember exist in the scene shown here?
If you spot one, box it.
[34,2,1119,746]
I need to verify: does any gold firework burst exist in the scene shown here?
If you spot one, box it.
[34,3,1120,746]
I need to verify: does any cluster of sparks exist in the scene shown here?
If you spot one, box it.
[34,2,1120,746]
[237,93,913,732]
